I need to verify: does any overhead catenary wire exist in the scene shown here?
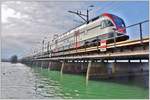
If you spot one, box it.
[92,1,114,13]
[97,2,120,13]
[89,2,121,19]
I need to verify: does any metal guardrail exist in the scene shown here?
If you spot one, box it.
[111,20,149,50]
[118,20,149,42]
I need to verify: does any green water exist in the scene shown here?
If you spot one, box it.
[34,67,149,99]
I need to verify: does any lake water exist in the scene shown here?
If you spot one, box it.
[1,62,149,99]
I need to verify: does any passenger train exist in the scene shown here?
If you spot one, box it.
[50,13,129,53]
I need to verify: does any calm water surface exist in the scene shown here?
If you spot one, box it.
[1,62,149,99]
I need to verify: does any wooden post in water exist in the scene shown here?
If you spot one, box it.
[86,60,92,85]
[61,61,65,76]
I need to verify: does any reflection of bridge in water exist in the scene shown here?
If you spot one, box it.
[21,20,149,83]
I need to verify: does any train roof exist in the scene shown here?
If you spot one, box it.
[63,13,113,32]
[54,13,116,40]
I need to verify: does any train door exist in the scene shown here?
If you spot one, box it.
[75,30,80,48]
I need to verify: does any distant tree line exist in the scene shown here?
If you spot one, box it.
[10,55,18,63]
[1,59,10,62]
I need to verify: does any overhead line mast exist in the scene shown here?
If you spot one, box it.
[68,5,94,24]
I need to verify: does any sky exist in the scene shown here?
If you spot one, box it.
[1,1,149,59]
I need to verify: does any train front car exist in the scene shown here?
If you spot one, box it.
[102,13,129,42]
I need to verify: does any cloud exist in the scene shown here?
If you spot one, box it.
[1,1,95,59]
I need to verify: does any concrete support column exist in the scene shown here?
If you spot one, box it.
[48,61,51,70]
[61,61,65,75]
[31,61,34,67]
[86,60,92,83]
[32,61,34,66]
[31,61,33,66]
[41,61,43,69]
[112,62,116,73]
[34,61,35,66]
[36,61,38,67]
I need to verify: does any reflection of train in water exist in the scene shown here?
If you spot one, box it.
[49,13,129,54]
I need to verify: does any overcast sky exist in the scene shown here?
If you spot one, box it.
[1,1,149,59]
[1,1,95,59]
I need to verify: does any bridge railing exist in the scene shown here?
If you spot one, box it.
[111,20,149,48]
[123,20,149,42]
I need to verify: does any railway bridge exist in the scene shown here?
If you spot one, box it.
[21,20,149,82]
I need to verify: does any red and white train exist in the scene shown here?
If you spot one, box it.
[49,13,129,53]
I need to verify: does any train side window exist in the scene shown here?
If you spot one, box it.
[100,20,106,29]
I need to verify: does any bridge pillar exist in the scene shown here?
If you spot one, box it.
[61,61,65,75]
[112,62,116,73]
[36,61,38,67]
[41,61,43,69]
[48,61,62,70]
[48,61,51,70]
[86,60,92,84]
[31,61,33,66]
[43,61,48,68]
[33,61,36,67]
[37,61,40,67]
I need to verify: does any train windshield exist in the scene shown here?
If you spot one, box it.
[100,20,114,29]
[113,16,125,28]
